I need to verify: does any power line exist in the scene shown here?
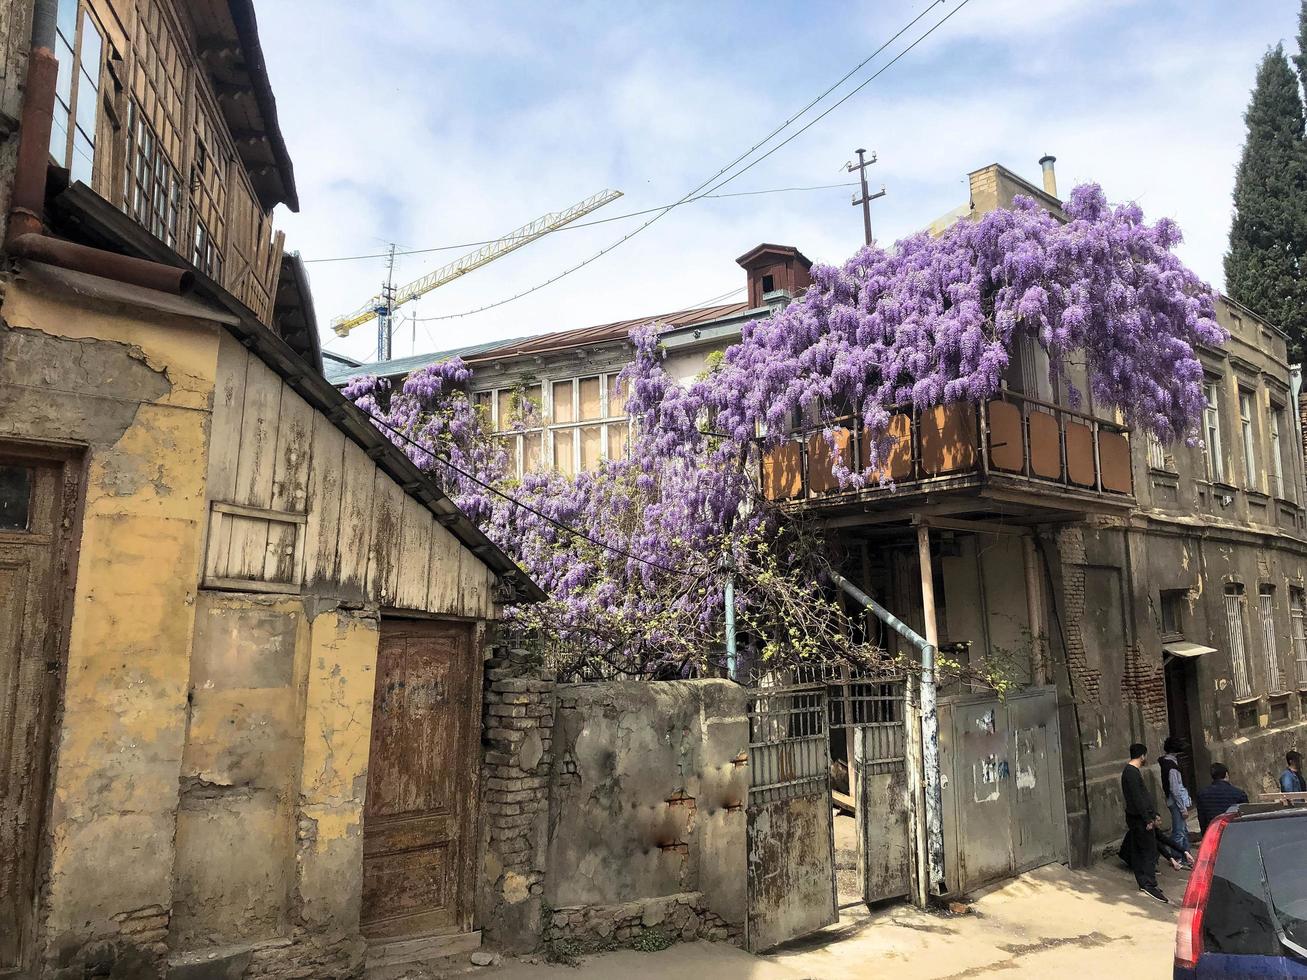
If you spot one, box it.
[364,411,693,577]
[302,181,861,266]
[408,0,962,328]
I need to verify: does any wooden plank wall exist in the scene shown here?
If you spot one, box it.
[203,333,496,619]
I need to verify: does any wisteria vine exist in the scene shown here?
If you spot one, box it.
[348,184,1224,677]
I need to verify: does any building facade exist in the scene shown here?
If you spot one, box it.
[334,161,1307,886]
[0,2,541,978]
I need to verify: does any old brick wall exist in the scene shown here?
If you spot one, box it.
[478,648,556,950]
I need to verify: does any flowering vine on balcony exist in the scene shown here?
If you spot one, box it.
[348,183,1223,676]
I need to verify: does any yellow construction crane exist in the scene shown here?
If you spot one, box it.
[332,188,624,360]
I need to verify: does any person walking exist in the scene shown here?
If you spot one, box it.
[1195,763,1248,833]
[1159,736,1194,865]
[1122,742,1167,903]
[1280,751,1306,795]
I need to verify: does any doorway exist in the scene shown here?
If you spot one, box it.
[1,450,77,977]
[1163,655,1199,793]
[361,618,481,941]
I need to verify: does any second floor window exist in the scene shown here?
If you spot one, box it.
[1224,583,1252,700]
[1239,389,1258,491]
[1204,381,1224,483]
[124,100,181,248]
[1269,403,1285,497]
[50,0,103,186]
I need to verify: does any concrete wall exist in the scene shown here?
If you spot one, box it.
[543,680,748,947]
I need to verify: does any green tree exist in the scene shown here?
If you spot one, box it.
[1225,44,1307,363]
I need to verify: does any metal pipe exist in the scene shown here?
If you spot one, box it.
[7,40,58,242]
[829,567,946,899]
[915,524,945,899]
[9,233,195,294]
[724,575,737,680]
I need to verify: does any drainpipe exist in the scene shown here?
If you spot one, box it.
[724,575,737,681]
[829,569,946,902]
[4,1,192,294]
[8,0,58,243]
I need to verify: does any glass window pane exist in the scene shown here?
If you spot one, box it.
[553,429,574,476]
[580,425,602,470]
[80,16,103,87]
[70,130,93,184]
[56,0,77,43]
[523,384,542,421]
[579,376,602,420]
[607,375,626,417]
[607,422,628,460]
[496,390,513,430]
[75,68,99,139]
[552,380,574,423]
[0,465,33,530]
[523,432,543,473]
[474,391,492,419]
[55,37,74,104]
[48,110,69,164]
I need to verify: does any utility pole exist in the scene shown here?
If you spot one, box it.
[847,148,886,247]
[376,243,397,362]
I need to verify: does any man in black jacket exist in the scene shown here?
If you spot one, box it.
[1121,742,1168,903]
[1194,763,1249,833]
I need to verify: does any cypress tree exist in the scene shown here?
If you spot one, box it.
[1225,44,1307,362]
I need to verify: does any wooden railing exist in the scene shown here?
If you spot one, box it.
[759,391,1134,503]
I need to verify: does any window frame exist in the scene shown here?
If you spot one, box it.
[50,0,105,186]
[1204,380,1225,484]
[1269,402,1285,498]
[1291,587,1307,689]
[1238,388,1259,492]
[1225,582,1253,701]
[1259,584,1283,693]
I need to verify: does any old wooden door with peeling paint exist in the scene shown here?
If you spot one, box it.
[362,619,480,940]
[0,456,71,976]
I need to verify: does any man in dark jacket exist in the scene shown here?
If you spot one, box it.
[1121,742,1168,903]
[1195,763,1249,833]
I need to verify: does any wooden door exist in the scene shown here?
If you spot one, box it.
[1,456,72,975]
[361,619,480,940]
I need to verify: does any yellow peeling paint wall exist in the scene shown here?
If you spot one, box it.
[0,273,219,971]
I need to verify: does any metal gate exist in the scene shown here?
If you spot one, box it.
[938,686,1068,895]
[745,683,837,952]
[844,677,912,904]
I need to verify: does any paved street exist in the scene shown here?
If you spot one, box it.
[404,857,1181,979]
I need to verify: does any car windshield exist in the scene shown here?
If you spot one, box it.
[1206,816,1307,958]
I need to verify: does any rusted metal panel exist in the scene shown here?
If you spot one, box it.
[1028,409,1062,479]
[362,619,479,940]
[987,400,1024,473]
[850,681,911,904]
[745,684,836,952]
[1064,420,1095,487]
[762,442,803,501]
[920,404,977,476]
[1097,429,1132,494]
[806,429,850,495]
[860,413,912,482]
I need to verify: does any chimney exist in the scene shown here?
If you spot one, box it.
[1038,154,1057,198]
[735,243,813,309]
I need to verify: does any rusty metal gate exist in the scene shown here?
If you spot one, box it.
[938,686,1068,895]
[841,677,911,904]
[745,683,837,952]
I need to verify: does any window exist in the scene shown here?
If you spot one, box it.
[1292,588,1307,687]
[1239,389,1258,491]
[1203,816,1307,955]
[1269,404,1285,497]
[1225,583,1252,700]
[124,99,181,248]
[1235,700,1259,730]
[1160,589,1186,638]
[50,0,104,185]
[1204,381,1224,483]
[1269,695,1291,724]
[192,220,222,280]
[1147,433,1169,471]
[0,465,33,531]
[1259,585,1283,693]
[481,376,630,478]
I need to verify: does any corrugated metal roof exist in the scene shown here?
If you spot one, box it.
[325,300,752,385]
[464,301,751,362]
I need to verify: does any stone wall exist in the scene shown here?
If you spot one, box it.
[478,649,556,950]
[543,679,748,951]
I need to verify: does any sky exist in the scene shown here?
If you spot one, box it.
[254,1,1301,366]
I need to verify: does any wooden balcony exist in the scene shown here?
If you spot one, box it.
[760,392,1135,519]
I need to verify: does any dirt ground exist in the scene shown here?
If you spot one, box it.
[385,857,1182,980]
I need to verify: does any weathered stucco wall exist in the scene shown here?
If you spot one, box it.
[1,275,219,976]
[544,680,748,945]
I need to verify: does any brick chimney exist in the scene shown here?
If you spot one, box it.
[736,243,813,308]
